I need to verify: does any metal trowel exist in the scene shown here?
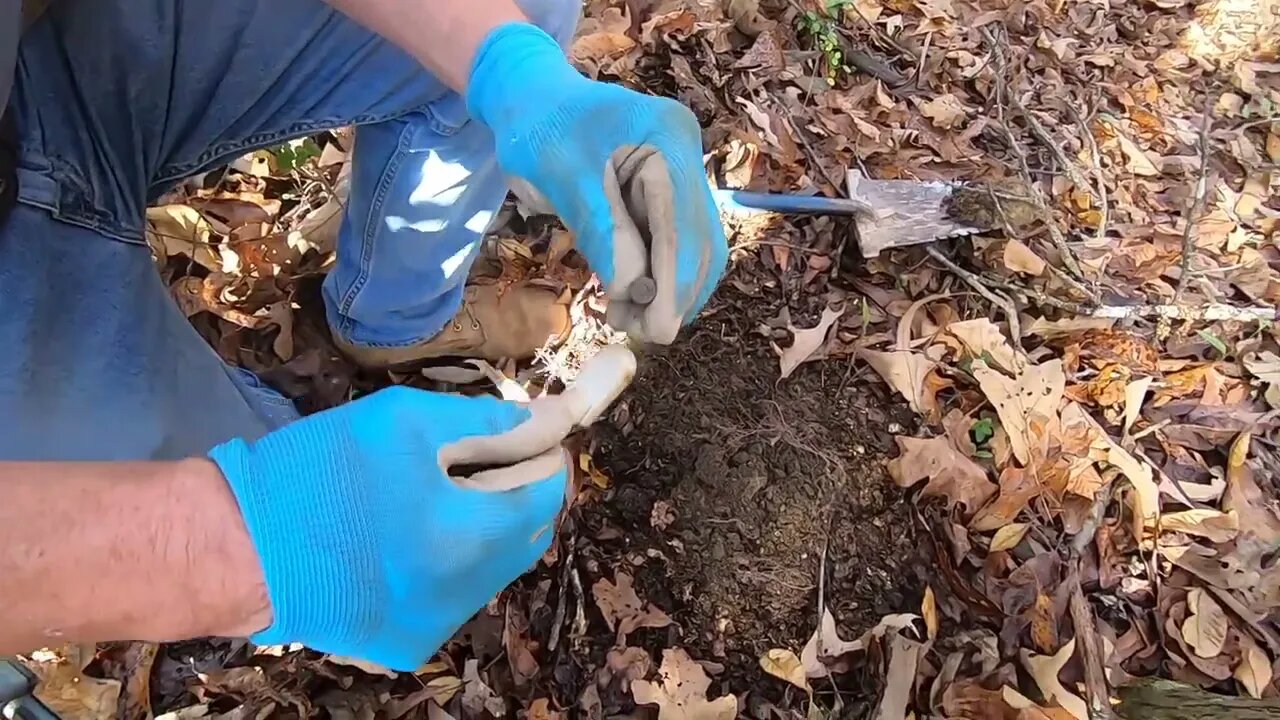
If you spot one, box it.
[710,168,996,257]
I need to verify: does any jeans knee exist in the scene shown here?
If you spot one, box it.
[517,0,582,48]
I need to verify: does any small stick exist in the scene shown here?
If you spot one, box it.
[1064,103,1109,247]
[926,245,1023,342]
[980,26,1087,282]
[547,538,574,654]
[978,272,1085,313]
[914,31,932,86]
[1173,101,1214,304]
[1069,575,1117,720]
[1088,303,1276,322]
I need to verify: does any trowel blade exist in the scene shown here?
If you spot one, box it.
[845,170,987,257]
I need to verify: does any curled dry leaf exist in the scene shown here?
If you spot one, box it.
[462,658,506,717]
[859,349,940,419]
[145,204,220,270]
[1224,432,1280,545]
[1181,588,1229,659]
[972,359,1064,466]
[1235,634,1274,699]
[527,698,563,720]
[25,645,122,720]
[1020,639,1088,720]
[1148,509,1239,543]
[800,609,863,677]
[1002,239,1046,276]
[946,319,1023,373]
[990,522,1031,552]
[779,305,845,379]
[888,435,997,516]
[592,571,674,642]
[874,632,927,720]
[760,649,810,692]
[922,585,939,641]
[384,677,465,720]
[631,648,737,720]
[326,654,398,677]
[607,647,654,685]
[919,93,967,129]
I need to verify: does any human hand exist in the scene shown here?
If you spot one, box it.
[467,24,728,345]
[208,387,567,671]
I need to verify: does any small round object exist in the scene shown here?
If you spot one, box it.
[628,277,658,305]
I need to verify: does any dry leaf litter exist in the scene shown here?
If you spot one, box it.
[17,0,1280,717]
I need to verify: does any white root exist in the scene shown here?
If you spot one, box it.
[441,344,638,491]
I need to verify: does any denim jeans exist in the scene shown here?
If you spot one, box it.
[0,0,580,460]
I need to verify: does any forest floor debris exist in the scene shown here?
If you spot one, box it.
[17,0,1280,716]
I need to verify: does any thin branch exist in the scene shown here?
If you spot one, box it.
[1089,303,1276,322]
[1173,101,1214,304]
[1069,576,1117,720]
[914,31,932,86]
[979,25,1087,282]
[926,245,1023,341]
[978,272,1086,313]
[1234,115,1280,132]
[1064,102,1109,248]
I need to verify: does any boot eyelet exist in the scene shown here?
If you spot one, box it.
[452,322,463,332]
[471,321,481,330]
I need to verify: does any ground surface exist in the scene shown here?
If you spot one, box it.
[589,280,922,683]
[15,0,1280,716]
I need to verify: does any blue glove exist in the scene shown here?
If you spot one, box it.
[209,387,567,671]
[467,23,728,345]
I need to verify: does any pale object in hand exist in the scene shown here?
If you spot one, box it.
[439,345,637,491]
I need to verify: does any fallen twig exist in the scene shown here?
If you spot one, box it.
[1088,303,1276,322]
[979,25,1088,283]
[925,246,1023,341]
[913,31,932,86]
[547,537,575,654]
[1068,576,1116,720]
[1173,101,1214,305]
[1064,102,1109,249]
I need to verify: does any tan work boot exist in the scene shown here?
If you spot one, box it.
[334,283,572,367]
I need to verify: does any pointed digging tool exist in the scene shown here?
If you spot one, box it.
[710,168,994,258]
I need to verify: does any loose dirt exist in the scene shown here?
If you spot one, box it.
[585,274,925,697]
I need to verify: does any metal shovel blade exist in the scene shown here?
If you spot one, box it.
[845,170,987,257]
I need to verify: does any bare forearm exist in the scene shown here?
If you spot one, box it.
[322,0,530,91]
[0,459,269,653]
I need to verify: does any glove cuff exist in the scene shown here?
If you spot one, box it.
[466,22,581,130]
[209,427,383,652]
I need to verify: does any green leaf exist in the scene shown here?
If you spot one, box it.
[270,137,322,173]
[1197,329,1228,357]
[971,418,996,445]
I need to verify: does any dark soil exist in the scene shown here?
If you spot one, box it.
[581,278,926,700]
